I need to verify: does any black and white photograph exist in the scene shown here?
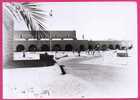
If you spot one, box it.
[3,2,138,98]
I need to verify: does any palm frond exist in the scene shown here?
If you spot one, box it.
[5,2,48,39]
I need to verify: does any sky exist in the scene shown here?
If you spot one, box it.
[14,2,137,41]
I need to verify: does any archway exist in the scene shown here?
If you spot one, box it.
[94,44,100,51]
[65,44,73,51]
[53,44,61,51]
[16,44,25,52]
[88,45,93,50]
[101,44,107,51]
[128,45,133,50]
[28,45,38,51]
[109,44,114,50]
[115,44,120,50]
[121,46,126,50]
[41,44,49,51]
[79,45,85,51]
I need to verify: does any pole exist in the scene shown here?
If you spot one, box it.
[49,9,53,51]
[50,32,52,51]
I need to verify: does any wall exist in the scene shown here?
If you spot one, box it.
[13,39,131,52]
[13,40,89,51]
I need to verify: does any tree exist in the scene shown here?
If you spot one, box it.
[101,44,107,51]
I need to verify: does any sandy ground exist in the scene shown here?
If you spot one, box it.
[3,49,138,99]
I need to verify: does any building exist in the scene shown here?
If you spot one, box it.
[13,31,131,52]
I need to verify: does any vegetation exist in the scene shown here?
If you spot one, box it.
[4,2,48,39]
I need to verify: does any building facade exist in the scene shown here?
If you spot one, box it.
[13,31,131,52]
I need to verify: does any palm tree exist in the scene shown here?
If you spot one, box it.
[4,2,48,39]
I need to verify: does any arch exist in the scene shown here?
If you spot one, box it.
[88,45,93,50]
[65,44,73,51]
[94,43,100,51]
[101,44,107,51]
[16,44,25,52]
[121,46,126,50]
[108,44,114,50]
[79,45,85,51]
[128,45,133,49]
[41,44,49,51]
[53,44,61,51]
[28,44,38,51]
[115,44,121,50]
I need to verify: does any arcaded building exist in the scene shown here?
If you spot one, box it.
[13,30,89,52]
[13,30,130,52]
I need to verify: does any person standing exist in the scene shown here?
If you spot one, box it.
[23,50,25,58]
[78,49,81,56]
